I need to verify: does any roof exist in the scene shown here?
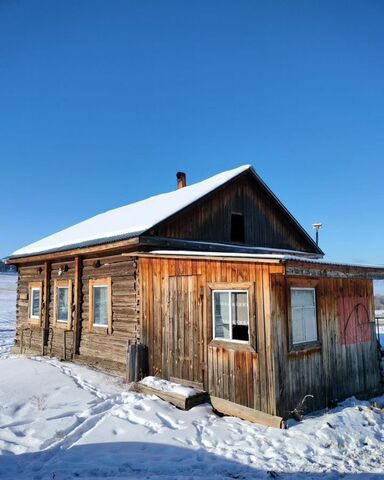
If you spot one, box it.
[8,164,322,260]
[9,165,251,258]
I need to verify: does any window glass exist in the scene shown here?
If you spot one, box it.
[291,288,317,344]
[213,290,249,342]
[214,291,230,339]
[57,287,69,322]
[31,288,40,318]
[231,292,249,341]
[93,285,108,326]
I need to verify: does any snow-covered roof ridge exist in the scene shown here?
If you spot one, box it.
[10,165,251,258]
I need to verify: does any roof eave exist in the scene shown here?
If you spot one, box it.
[6,234,141,264]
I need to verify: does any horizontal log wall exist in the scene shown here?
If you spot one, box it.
[140,257,284,415]
[13,254,140,375]
[78,254,140,374]
[47,261,75,359]
[13,264,46,355]
[272,274,382,417]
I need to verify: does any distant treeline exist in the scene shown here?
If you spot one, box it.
[0,260,16,273]
[375,295,384,310]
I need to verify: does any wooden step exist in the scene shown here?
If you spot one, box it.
[134,382,208,410]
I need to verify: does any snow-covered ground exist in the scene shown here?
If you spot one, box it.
[0,274,384,479]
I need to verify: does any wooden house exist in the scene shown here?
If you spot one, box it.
[7,165,384,419]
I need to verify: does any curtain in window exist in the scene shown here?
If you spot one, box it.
[231,292,248,326]
[214,292,230,339]
[291,289,317,344]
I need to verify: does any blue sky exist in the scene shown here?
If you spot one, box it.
[1,0,383,267]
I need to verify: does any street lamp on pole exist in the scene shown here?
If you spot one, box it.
[312,223,323,246]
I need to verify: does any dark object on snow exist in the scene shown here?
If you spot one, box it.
[289,394,314,421]
[127,342,149,383]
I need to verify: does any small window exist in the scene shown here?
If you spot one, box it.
[54,280,72,328]
[291,288,317,345]
[230,213,245,243]
[57,287,69,323]
[28,282,42,323]
[213,290,249,342]
[93,286,108,326]
[89,278,112,333]
[30,288,41,319]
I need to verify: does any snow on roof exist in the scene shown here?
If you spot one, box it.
[10,165,251,258]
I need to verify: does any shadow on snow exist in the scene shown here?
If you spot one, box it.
[0,441,381,480]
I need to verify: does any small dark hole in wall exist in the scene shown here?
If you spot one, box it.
[230,213,245,243]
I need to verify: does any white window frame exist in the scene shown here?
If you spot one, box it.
[56,286,69,324]
[30,287,41,319]
[92,284,109,328]
[290,287,318,345]
[212,289,249,343]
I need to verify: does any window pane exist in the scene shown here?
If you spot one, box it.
[291,289,317,344]
[93,286,108,326]
[292,307,307,343]
[292,289,315,308]
[303,306,317,342]
[214,292,230,339]
[31,289,40,317]
[231,292,249,341]
[57,287,68,322]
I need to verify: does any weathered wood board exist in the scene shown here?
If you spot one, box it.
[210,395,284,428]
[134,383,208,410]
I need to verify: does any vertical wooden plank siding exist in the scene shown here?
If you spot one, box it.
[272,274,381,417]
[140,257,284,416]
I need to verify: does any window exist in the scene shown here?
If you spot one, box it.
[291,288,317,345]
[213,290,249,342]
[230,213,245,243]
[89,278,112,333]
[93,286,108,326]
[57,287,69,322]
[28,282,42,323]
[54,279,72,328]
[31,288,41,318]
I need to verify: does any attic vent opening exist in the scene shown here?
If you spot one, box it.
[230,213,245,243]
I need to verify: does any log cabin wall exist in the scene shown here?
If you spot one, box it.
[139,256,284,416]
[47,261,75,360]
[13,263,46,355]
[271,273,382,417]
[78,254,140,374]
[152,172,317,253]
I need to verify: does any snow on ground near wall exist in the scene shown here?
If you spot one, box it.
[1,274,384,479]
[0,274,17,358]
[0,357,384,479]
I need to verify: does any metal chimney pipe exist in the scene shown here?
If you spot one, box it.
[176,172,187,189]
